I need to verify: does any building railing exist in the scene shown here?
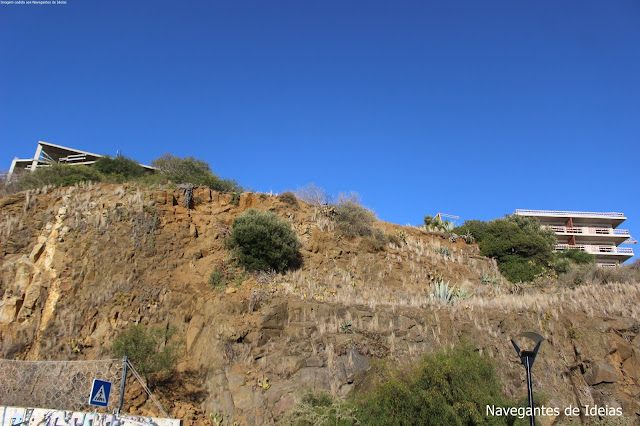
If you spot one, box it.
[59,154,88,163]
[556,244,634,255]
[515,209,625,218]
[548,226,630,236]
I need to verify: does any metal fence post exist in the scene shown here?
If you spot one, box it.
[117,356,128,414]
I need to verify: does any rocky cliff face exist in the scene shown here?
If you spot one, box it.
[1,184,639,424]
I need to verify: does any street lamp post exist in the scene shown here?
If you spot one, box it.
[511,332,545,426]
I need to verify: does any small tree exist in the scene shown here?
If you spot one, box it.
[151,153,241,192]
[112,324,179,386]
[93,155,146,180]
[295,184,332,206]
[453,220,488,241]
[479,215,556,282]
[226,209,301,273]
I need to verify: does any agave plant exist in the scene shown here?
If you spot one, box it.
[462,230,474,244]
[430,279,457,305]
[455,287,471,300]
[442,220,455,233]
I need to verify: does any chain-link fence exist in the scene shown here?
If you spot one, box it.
[0,359,123,412]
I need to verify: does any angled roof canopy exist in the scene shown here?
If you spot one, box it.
[8,141,155,179]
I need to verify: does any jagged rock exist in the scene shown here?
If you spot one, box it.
[16,279,41,320]
[261,301,288,330]
[185,314,204,352]
[29,236,47,263]
[585,361,621,385]
[0,193,24,208]
[0,297,20,324]
[622,349,640,380]
[238,193,254,210]
[610,334,633,361]
[305,356,324,367]
[153,191,167,205]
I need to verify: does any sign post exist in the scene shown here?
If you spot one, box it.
[89,379,112,408]
[117,356,128,414]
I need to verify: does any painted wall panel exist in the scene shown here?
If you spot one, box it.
[0,406,181,426]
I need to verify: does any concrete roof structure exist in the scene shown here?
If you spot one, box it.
[8,141,154,180]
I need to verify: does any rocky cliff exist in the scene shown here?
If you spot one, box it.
[1,184,639,424]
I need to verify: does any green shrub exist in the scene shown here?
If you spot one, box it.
[551,247,594,275]
[498,256,546,283]
[112,324,179,385]
[387,232,403,247]
[477,215,556,283]
[453,220,488,242]
[278,191,298,206]
[151,153,241,192]
[17,164,104,189]
[93,155,146,180]
[231,191,240,206]
[555,249,595,265]
[335,201,376,238]
[354,345,515,425]
[361,227,389,252]
[226,209,301,273]
[551,257,572,274]
[278,391,358,425]
[208,270,226,291]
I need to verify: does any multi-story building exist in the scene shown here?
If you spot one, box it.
[514,209,635,267]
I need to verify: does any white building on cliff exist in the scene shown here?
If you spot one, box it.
[514,209,635,267]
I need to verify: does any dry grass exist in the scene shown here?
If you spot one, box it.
[276,260,640,329]
[0,214,20,238]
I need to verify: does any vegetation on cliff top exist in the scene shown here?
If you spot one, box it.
[454,215,598,283]
[1,153,241,195]
[0,164,626,286]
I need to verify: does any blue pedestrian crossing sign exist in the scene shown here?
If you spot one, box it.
[89,379,112,407]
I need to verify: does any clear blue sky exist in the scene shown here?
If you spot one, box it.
[1,1,638,260]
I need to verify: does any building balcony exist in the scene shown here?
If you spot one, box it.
[549,225,629,235]
[516,209,625,218]
[515,209,627,227]
[548,226,632,245]
[555,244,634,262]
